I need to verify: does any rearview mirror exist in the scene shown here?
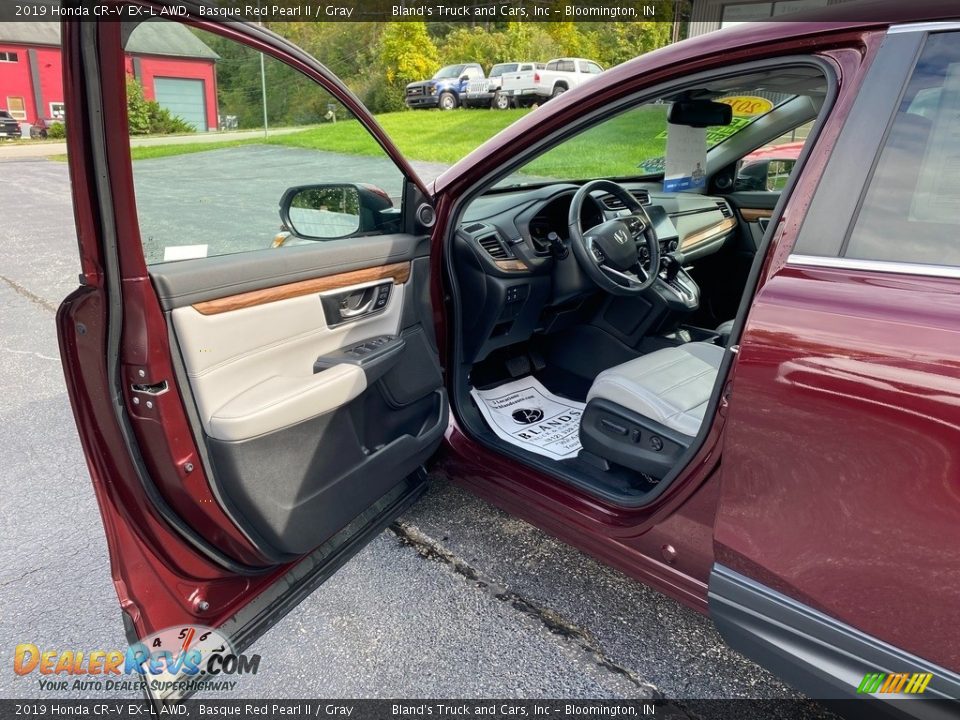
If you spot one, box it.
[667,101,733,128]
[279,184,380,240]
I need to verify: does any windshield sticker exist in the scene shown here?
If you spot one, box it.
[471,377,585,461]
[663,122,707,193]
[718,95,774,117]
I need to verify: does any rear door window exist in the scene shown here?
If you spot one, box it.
[844,32,960,265]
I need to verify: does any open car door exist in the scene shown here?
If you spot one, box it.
[57,9,447,684]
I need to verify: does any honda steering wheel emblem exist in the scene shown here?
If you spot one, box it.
[614,228,629,244]
[512,408,545,424]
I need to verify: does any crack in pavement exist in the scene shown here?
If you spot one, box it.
[0,275,58,314]
[389,519,694,706]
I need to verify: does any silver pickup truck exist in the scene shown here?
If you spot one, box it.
[464,62,545,109]
[500,58,604,107]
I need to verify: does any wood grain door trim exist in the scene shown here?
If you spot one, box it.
[192,262,411,315]
[740,208,773,222]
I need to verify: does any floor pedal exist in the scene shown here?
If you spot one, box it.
[529,350,547,373]
[505,355,531,378]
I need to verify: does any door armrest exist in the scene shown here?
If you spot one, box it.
[313,335,405,385]
[208,364,366,442]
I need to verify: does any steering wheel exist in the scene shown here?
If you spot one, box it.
[567,179,660,296]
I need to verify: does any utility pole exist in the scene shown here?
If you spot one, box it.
[258,8,268,137]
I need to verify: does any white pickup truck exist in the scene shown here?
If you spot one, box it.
[500,58,604,107]
[464,62,545,110]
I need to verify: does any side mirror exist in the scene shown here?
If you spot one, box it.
[279,183,393,240]
[734,160,769,191]
[459,75,470,82]
[764,159,796,192]
[735,159,797,192]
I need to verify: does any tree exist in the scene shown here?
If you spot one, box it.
[589,22,674,69]
[439,26,509,68]
[367,22,440,112]
[544,22,597,60]
[125,76,192,135]
[378,22,439,86]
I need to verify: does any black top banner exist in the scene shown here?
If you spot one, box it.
[0,0,938,23]
[4,0,683,23]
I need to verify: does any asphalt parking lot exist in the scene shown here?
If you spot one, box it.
[0,153,813,709]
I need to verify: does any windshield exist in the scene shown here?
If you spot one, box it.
[493,91,796,188]
[434,65,466,80]
[489,64,517,77]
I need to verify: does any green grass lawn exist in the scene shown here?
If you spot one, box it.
[267,108,531,166]
[126,105,671,180]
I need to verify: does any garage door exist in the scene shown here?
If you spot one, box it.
[153,77,207,131]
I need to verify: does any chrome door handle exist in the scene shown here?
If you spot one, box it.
[339,297,376,318]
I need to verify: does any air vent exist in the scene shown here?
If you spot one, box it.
[600,189,650,211]
[463,223,485,234]
[477,234,511,260]
[715,200,733,219]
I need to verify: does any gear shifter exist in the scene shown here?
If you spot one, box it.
[662,250,686,282]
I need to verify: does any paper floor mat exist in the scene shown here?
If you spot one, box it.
[470,377,585,461]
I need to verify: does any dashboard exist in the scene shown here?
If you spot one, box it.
[452,182,738,363]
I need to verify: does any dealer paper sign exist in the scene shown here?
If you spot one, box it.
[471,378,585,461]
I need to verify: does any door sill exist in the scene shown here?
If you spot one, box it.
[710,564,960,710]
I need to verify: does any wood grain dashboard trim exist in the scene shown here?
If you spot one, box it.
[679,217,737,252]
[494,259,528,272]
[191,262,411,315]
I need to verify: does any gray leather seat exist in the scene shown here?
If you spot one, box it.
[586,342,724,438]
[716,320,735,340]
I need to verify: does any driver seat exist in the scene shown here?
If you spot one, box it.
[579,342,724,478]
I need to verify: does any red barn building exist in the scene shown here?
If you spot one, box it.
[0,21,218,132]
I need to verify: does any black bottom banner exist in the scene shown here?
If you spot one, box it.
[1,699,956,720]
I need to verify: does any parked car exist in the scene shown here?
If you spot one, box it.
[0,110,21,139]
[500,57,604,106]
[463,62,545,109]
[404,63,484,110]
[57,2,960,709]
[29,116,64,139]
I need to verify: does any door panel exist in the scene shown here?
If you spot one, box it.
[157,245,446,559]
[166,267,408,438]
[726,189,778,245]
[59,13,445,660]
